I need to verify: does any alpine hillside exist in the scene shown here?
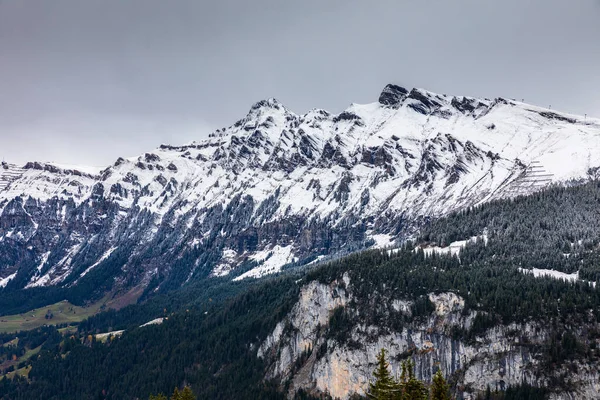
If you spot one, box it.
[1,84,599,304]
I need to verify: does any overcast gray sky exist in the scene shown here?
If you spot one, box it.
[1,0,599,166]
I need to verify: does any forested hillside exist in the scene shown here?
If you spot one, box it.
[1,182,600,399]
[420,181,600,282]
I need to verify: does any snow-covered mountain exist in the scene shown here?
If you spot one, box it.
[1,84,600,294]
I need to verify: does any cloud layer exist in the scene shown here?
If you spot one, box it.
[1,0,599,165]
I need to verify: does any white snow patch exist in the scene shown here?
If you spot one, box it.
[305,255,326,266]
[234,245,297,281]
[36,251,51,272]
[26,243,83,288]
[26,274,51,288]
[95,330,125,341]
[212,264,233,277]
[419,234,488,257]
[0,272,17,288]
[80,247,118,278]
[211,248,238,277]
[371,234,394,249]
[96,317,166,341]
[140,317,165,327]
[519,268,596,287]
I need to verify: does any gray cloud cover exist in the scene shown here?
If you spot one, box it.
[1,0,599,166]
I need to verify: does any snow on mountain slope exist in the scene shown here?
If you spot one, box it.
[518,268,597,288]
[234,245,297,281]
[0,161,100,206]
[0,272,16,288]
[1,84,600,291]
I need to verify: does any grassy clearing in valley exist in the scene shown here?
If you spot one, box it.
[0,345,41,379]
[0,299,107,334]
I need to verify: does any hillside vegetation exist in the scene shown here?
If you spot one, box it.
[1,182,600,398]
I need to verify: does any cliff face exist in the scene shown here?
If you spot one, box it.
[259,279,600,399]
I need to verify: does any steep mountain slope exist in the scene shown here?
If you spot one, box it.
[2,182,600,400]
[256,182,600,399]
[1,85,600,299]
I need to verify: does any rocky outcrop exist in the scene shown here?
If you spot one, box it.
[378,84,409,107]
[259,281,600,399]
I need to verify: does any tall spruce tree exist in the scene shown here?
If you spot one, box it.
[399,360,428,400]
[430,369,451,400]
[149,387,195,400]
[179,386,196,400]
[367,349,398,400]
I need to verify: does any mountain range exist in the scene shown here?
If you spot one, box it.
[1,84,599,301]
[2,84,600,399]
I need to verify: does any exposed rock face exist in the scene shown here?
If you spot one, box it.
[258,278,350,379]
[259,280,600,399]
[1,85,600,294]
[378,84,408,107]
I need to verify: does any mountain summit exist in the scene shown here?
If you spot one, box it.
[1,85,599,295]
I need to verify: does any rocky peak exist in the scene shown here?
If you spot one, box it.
[238,97,294,135]
[249,98,287,113]
[378,84,408,107]
[406,88,445,115]
[450,96,489,115]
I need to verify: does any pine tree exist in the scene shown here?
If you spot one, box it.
[430,369,451,400]
[367,349,398,400]
[398,360,427,400]
[397,360,408,388]
[170,387,181,400]
[179,386,196,400]
[149,386,194,400]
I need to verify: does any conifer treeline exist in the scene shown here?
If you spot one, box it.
[367,349,449,400]
[149,386,196,400]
